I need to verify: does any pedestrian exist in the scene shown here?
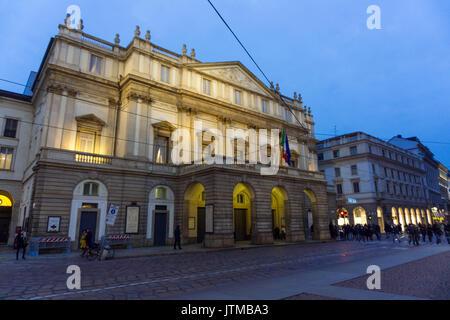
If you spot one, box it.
[427,225,433,243]
[413,225,420,246]
[174,225,182,250]
[433,223,442,244]
[15,231,27,260]
[445,223,450,245]
[392,225,401,244]
[80,229,87,257]
[374,224,381,241]
[419,224,427,242]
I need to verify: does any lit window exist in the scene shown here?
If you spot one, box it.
[3,119,18,138]
[83,182,99,196]
[161,65,170,83]
[155,187,167,200]
[203,79,211,95]
[234,90,241,105]
[0,147,13,170]
[77,132,95,153]
[155,136,169,164]
[237,193,245,204]
[89,55,102,74]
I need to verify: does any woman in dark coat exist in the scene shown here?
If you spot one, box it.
[174,225,182,250]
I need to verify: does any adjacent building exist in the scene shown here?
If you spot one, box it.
[0,19,331,248]
[317,132,432,231]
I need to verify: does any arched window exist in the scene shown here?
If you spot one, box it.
[83,182,99,196]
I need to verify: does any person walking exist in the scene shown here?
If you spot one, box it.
[80,229,87,257]
[420,224,427,243]
[413,225,420,246]
[15,231,27,260]
[174,225,182,250]
[445,223,450,245]
[392,225,401,244]
[427,225,433,243]
[433,223,442,244]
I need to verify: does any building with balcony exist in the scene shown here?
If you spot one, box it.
[317,132,432,231]
[0,18,331,248]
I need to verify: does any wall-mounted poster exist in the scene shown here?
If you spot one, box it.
[205,205,214,233]
[47,216,61,233]
[125,206,139,234]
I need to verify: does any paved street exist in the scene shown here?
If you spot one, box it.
[0,238,448,300]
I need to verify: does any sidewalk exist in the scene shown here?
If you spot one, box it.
[0,239,331,262]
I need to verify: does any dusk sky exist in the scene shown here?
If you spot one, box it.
[0,0,449,166]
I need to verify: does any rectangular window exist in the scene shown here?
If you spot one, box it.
[386,182,390,193]
[0,146,13,170]
[203,79,211,95]
[374,180,378,192]
[89,55,102,74]
[369,145,372,153]
[77,132,95,153]
[262,99,268,113]
[3,119,18,138]
[318,153,324,161]
[382,149,386,157]
[351,165,358,175]
[234,90,241,105]
[397,171,400,180]
[353,182,360,193]
[333,149,339,158]
[350,146,357,155]
[335,167,341,177]
[372,164,376,174]
[336,184,343,195]
[384,167,388,177]
[161,65,170,83]
[285,108,291,122]
[155,136,169,164]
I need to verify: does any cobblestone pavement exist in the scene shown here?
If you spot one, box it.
[334,250,450,299]
[0,239,446,300]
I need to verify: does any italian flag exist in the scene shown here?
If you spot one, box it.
[281,128,291,165]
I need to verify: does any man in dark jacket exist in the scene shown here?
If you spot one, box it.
[174,225,181,250]
[15,231,27,260]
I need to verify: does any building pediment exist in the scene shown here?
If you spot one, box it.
[75,114,106,126]
[189,62,273,97]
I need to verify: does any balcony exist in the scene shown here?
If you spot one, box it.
[37,147,325,180]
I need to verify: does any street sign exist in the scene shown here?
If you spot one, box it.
[106,204,119,226]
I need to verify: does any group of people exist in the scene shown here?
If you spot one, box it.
[330,223,382,242]
[330,220,450,245]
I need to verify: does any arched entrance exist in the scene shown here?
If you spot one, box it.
[404,208,411,225]
[377,206,385,232]
[271,187,288,241]
[69,180,108,247]
[415,208,421,224]
[398,207,405,231]
[353,206,367,225]
[233,183,254,242]
[409,208,416,224]
[391,207,398,225]
[303,189,318,240]
[426,209,432,225]
[0,191,14,244]
[148,186,174,246]
[184,183,205,243]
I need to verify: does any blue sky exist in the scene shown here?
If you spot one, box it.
[0,0,449,166]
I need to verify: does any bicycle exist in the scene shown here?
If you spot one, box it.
[86,244,115,261]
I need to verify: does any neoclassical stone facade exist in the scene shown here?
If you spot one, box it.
[0,20,330,248]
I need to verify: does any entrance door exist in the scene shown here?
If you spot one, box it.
[79,211,98,247]
[0,207,12,244]
[197,207,206,243]
[154,211,167,246]
[234,209,247,241]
